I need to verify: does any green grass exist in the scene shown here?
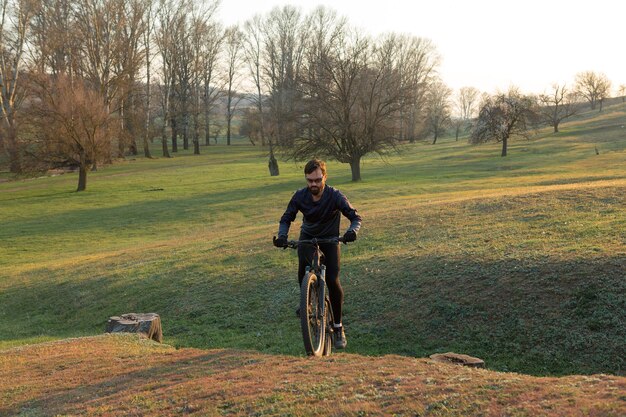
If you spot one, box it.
[0,102,625,376]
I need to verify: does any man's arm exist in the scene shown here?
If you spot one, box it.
[278,192,299,237]
[337,191,361,234]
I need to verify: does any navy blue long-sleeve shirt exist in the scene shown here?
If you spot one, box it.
[278,185,362,238]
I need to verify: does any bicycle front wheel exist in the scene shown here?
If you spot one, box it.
[300,272,325,356]
[323,296,334,356]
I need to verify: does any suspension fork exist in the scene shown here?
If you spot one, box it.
[318,265,327,318]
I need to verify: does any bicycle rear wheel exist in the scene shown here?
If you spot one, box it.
[300,272,325,356]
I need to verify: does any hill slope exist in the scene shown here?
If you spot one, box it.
[0,102,624,378]
[1,335,624,416]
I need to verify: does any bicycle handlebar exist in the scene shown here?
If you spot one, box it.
[285,237,344,249]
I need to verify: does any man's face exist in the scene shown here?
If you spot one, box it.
[305,167,326,196]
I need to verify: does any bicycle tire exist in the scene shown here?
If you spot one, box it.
[323,296,334,356]
[300,272,325,356]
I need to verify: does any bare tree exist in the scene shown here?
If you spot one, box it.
[30,0,78,77]
[199,20,223,147]
[425,80,451,144]
[0,0,39,172]
[141,0,155,158]
[470,88,537,157]
[395,35,439,142]
[618,84,625,103]
[538,84,578,133]
[298,29,414,181]
[29,74,115,191]
[188,1,219,155]
[263,5,307,148]
[223,25,244,146]
[452,86,479,140]
[154,0,185,158]
[243,12,282,175]
[574,71,611,111]
[112,0,148,156]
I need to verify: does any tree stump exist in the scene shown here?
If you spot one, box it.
[105,313,163,343]
[429,352,485,368]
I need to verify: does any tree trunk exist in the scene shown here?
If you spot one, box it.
[349,156,362,182]
[171,118,178,152]
[7,125,21,173]
[268,140,279,176]
[553,122,559,133]
[105,313,163,343]
[77,164,88,192]
[501,136,508,157]
[183,119,189,150]
[143,135,152,159]
[161,127,170,158]
[432,132,438,145]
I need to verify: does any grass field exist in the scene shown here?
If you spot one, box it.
[0,102,625,378]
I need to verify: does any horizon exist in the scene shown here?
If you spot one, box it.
[218,0,626,95]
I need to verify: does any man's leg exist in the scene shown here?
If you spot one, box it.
[321,242,346,348]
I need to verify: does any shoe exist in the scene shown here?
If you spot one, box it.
[334,326,347,349]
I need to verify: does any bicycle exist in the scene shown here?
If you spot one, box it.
[279,236,345,357]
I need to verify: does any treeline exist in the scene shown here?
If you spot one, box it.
[1,0,624,190]
[0,0,443,189]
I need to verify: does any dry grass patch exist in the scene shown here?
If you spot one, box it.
[1,335,624,416]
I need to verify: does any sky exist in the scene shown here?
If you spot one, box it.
[217,0,625,95]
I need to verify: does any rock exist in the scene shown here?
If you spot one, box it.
[429,352,485,368]
[105,313,163,343]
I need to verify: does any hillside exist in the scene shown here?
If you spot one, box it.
[0,101,625,393]
[1,334,624,416]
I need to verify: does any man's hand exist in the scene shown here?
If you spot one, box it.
[342,230,357,243]
[273,235,288,248]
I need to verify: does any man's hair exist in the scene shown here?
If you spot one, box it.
[304,159,326,176]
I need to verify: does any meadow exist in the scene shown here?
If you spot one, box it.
[1,102,624,377]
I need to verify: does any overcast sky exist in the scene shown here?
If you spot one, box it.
[217,0,625,95]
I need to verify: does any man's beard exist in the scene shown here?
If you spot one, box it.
[309,184,323,195]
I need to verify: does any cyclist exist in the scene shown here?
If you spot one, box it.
[273,158,362,349]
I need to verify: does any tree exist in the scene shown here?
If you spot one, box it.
[141,0,155,158]
[618,85,625,103]
[243,14,280,175]
[199,20,223,147]
[298,29,414,181]
[262,5,307,148]
[395,35,439,142]
[0,0,39,172]
[470,88,537,157]
[188,0,219,155]
[112,0,148,156]
[537,84,578,133]
[154,0,186,158]
[29,74,115,191]
[574,71,611,111]
[222,25,244,146]
[452,86,479,140]
[425,80,451,144]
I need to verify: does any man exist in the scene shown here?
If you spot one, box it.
[273,159,362,349]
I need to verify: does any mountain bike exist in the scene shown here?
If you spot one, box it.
[282,237,344,357]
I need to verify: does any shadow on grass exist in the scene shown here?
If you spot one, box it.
[1,250,624,377]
